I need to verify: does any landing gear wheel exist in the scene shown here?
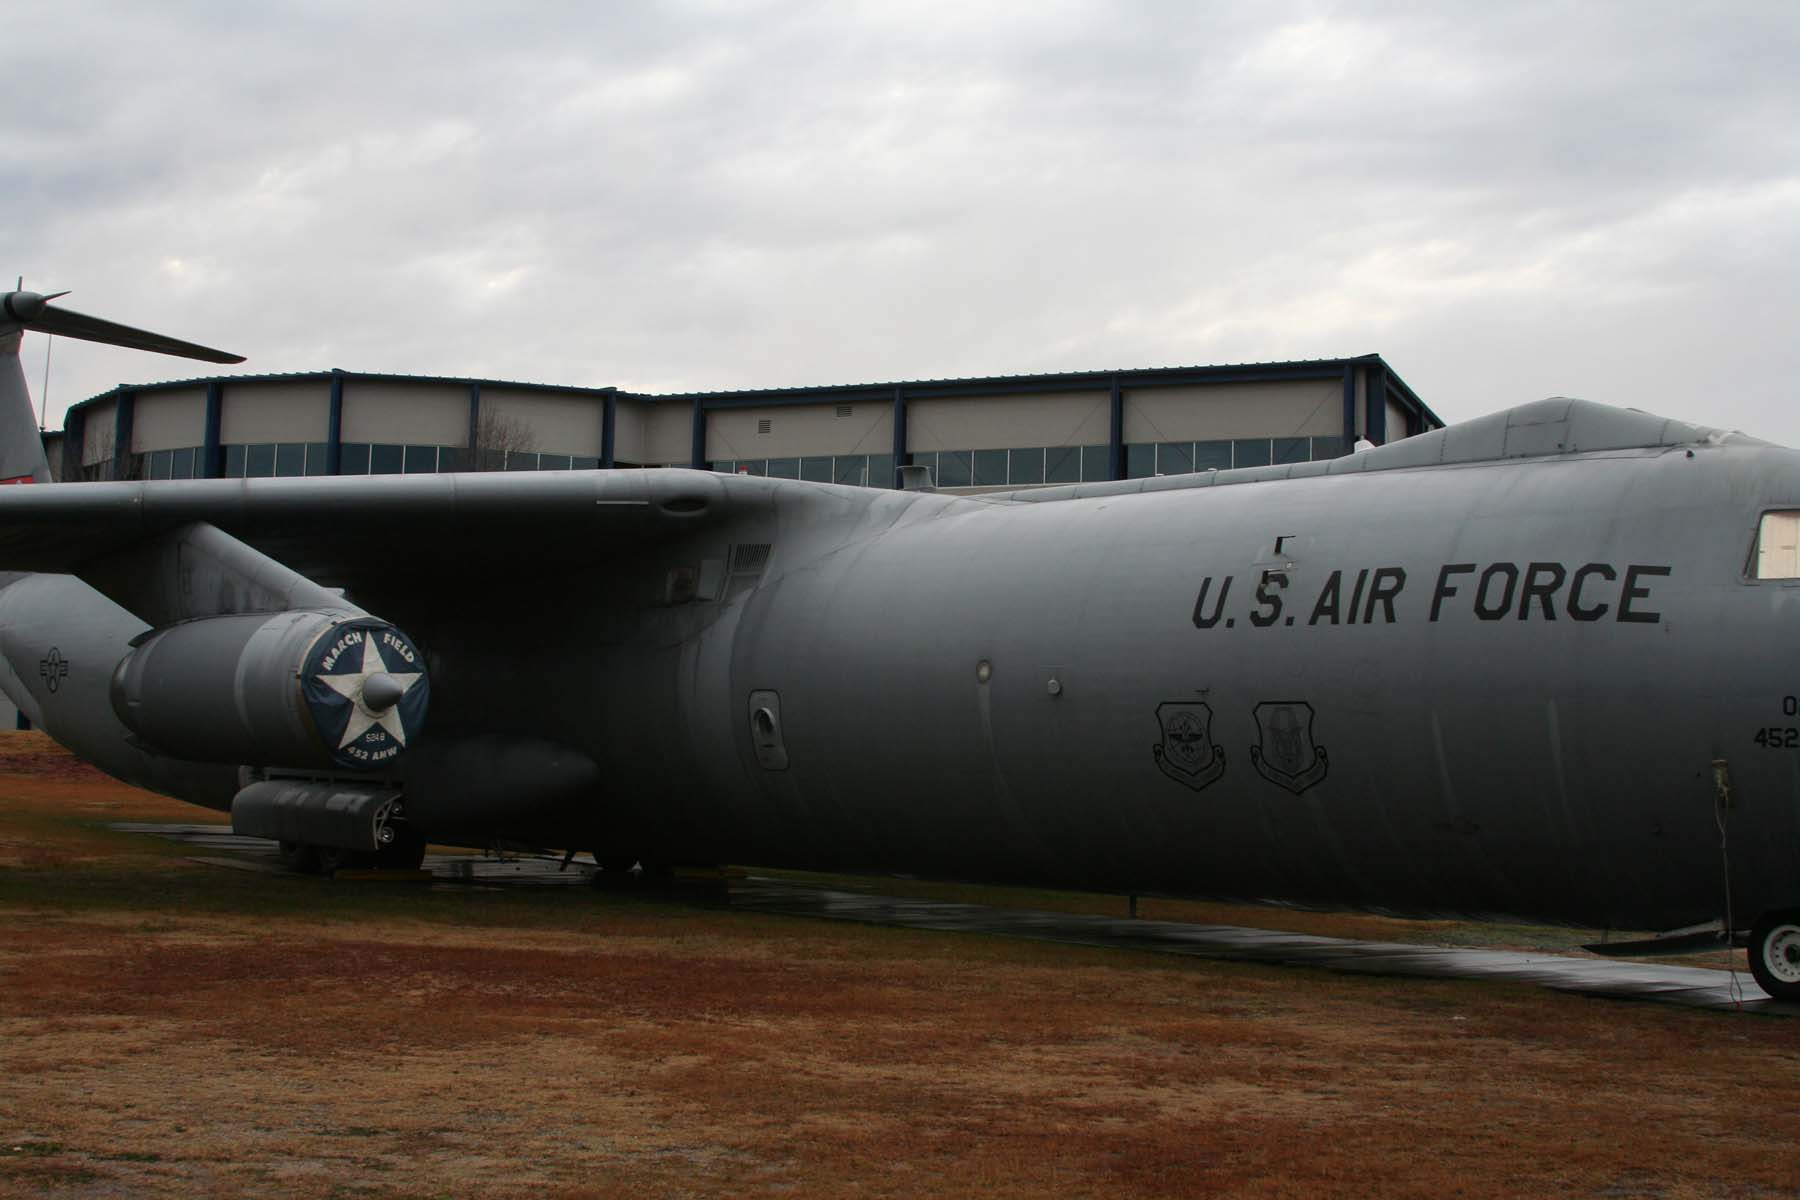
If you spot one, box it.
[315,845,373,875]
[635,861,675,887]
[277,841,322,875]
[1747,909,1800,1001]
[589,855,639,889]
[372,831,427,871]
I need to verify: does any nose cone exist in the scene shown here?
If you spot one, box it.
[362,672,406,711]
[1,291,49,323]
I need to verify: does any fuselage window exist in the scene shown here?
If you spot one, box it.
[1756,511,1800,579]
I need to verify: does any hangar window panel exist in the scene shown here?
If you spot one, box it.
[766,458,799,479]
[478,449,505,472]
[973,450,1007,487]
[801,457,833,483]
[276,444,306,477]
[246,444,277,478]
[1756,512,1800,579]
[1046,446,1081,484]
[504,451,537,471]
[1273,437,1309,466]
[867,454,894,489]
[1310,435,1346,461]
[339,443,370,475]
[403,445,438,474]
[1233,438,1272,468]
[937,451,971,487]
[538,453,572,471]
[1009,448,1045,485]
[303,443,330,475]
[711,460,736,473]
[907,452,936,484]
[223,444,246,477]
[1157,442,1194,475]
[370,444,405,475]
[147,450,172,480]
[1081,445,1111,482]
[1126,444,1155,479]
[171,447,196,479]
[835,455,867,486]
[1194,440,1232,471]
[438,447,466,472]
[573,456,600,470]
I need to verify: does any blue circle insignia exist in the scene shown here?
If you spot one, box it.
[300,620,430,769]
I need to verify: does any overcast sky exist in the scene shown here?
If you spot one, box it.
[6,1,1798,442]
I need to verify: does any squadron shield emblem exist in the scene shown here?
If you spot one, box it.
[1153,702,1226,791]
[1250,701,1328,794]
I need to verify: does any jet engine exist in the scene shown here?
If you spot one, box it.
[110,611,429,770]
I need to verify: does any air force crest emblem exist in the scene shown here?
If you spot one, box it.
[1153,702,1226,791]
[1250,701,1328,794]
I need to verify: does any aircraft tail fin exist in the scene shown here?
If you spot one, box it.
[0,290,245,484]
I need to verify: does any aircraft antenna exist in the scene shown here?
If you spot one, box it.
[38,331,52,432]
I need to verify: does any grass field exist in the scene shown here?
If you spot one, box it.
[2,730,1798,1199]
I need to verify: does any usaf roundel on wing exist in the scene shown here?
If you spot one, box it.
[301,620,430,769]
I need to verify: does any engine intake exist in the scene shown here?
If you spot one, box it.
[110,611,430,769]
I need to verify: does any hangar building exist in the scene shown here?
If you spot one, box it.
[42,354,1440,490]
[12,355,1437,729]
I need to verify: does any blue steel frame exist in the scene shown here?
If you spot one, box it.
[601,390,616,468]
[326,371,345,475]
[1107,377,1125,481]
[202,381,223,478]
[891,386,907,487]
[110,391,134,481]
[60,406,84,481]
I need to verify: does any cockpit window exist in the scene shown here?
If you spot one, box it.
[1756,511,1800,579]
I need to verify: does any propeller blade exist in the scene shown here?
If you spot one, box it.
[1,291,244,363]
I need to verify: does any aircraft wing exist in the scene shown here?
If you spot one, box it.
[0,468,768,585]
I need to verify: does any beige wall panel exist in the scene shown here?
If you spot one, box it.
[1386,398,1409,443]
[643,403,691,466]
[131,390,206,451]
[611,400,649,464]
[1123,380,1342,443]
[483,389,603,457]
[221,381,331,444]
[906,391,1110,453]
[339,382,464,446]
[82,400,116,464]
[709,403,892,461]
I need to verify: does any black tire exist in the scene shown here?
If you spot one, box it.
[589,854,638,889]
[315,845,374,875]
[1747,909,1800,1001]
[635,860,675,887]
[372,831,427,872]
[277,841,322,875]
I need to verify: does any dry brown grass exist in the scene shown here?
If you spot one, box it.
[1,731,1798,1199]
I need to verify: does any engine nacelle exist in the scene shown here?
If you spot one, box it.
[110,611,430,770]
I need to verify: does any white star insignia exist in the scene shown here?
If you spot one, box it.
[318,634,423,750]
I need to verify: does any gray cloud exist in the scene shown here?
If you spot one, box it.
[5,1,1798,443]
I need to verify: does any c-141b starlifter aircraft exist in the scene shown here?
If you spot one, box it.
[1,288,1798,1001]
